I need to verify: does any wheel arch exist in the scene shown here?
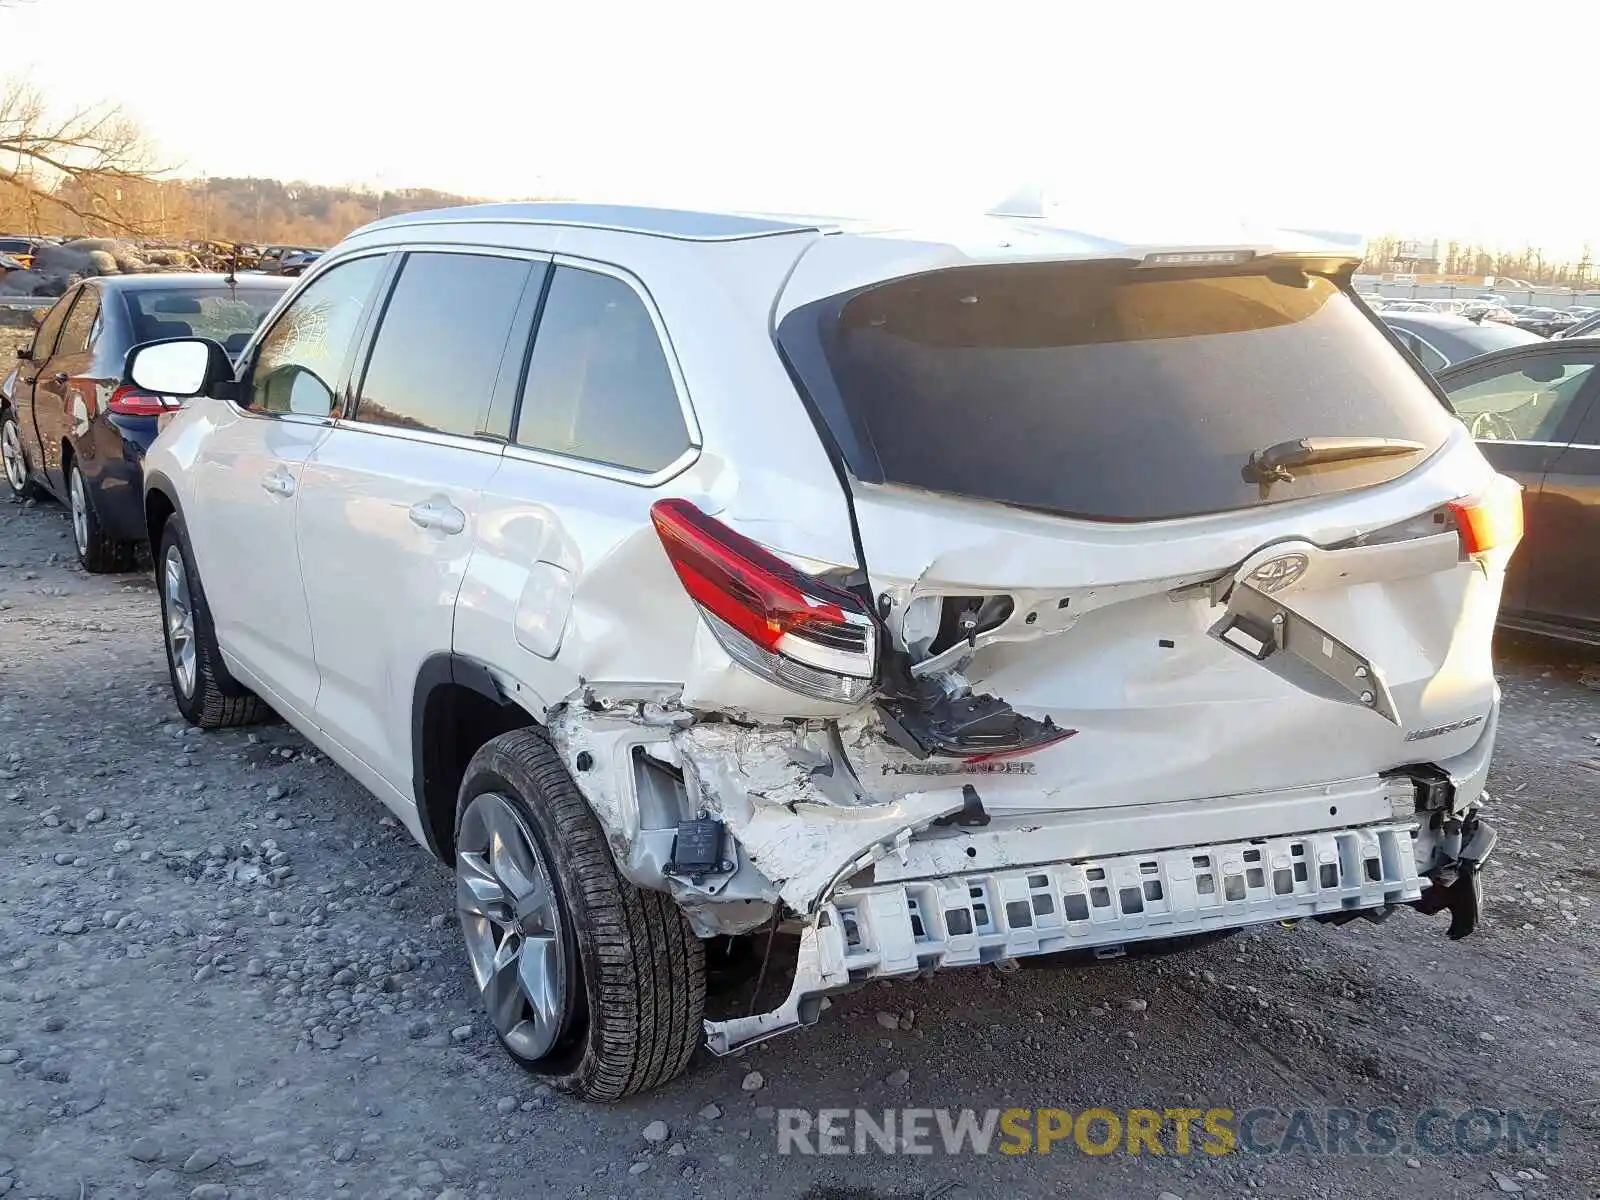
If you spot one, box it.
[413,653,540,863]
[143,470,181,551]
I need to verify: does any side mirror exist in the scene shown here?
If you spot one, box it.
[124,337,232,399]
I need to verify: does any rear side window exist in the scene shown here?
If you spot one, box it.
[1393,329,1447,373]
[57,288,100,355]
[31,291,75,359]
[355,252,534,438]
[515,266,690,473]
[779,262,1458,521]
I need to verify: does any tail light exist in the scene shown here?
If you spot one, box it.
[1449,477,1523,560]
[107,385,176,418]
[650,498,876,703]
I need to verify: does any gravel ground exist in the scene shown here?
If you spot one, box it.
[1,492,1597,1200]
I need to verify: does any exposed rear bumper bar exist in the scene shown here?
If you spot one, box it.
[705,820,1423,1054]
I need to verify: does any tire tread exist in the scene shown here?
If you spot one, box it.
[157,517,269,730]
[71,461,138,574]
[461,728,705,1101]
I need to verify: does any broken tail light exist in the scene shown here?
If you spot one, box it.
[1448,478,1523,560]
[651,498,876,703]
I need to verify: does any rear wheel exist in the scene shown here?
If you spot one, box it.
[69,458,137,573]
[455,729,705,1102]
[157,516,268,728]
[2,409,38,500]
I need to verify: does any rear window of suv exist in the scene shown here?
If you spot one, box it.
[777,261,1457,522]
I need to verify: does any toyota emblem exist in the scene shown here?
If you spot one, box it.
[1249,553,1309,593]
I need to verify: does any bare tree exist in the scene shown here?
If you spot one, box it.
[0,79,163,234]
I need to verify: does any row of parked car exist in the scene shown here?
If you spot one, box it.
[0,204,1591,1101]
[1366,293,1600,338]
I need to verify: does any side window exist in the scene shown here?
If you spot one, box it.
[1415,340,1447,374]
[250,256,387,417]
[354,252,533,437]
[57,289,100,356]
[1397,332,1447,374]
[30,291,75,361]
[1445,352,1600,442]
[515,266,690,473]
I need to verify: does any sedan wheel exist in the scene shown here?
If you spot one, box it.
[68,464,90,557]
[162,541,198,700]
[456,791,569,1061]
[1,414,27,494]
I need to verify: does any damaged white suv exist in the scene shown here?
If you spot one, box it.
[129,202,1518,1100]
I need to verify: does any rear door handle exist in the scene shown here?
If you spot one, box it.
[408,498,466,535]
[260,469,295,498]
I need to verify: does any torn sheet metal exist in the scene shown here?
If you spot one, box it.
[547,703,780,935]
[671,721,964,914]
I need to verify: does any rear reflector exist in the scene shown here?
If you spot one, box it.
[651,498,875,700]
[1449,479,1523,558]
[107,385,175,417]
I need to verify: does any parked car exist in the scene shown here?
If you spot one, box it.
[1375,299,1435,313]
[129,203,1515,1100]
[1381,311,1544,371]
[1,274,290,570]
[1507,307,1580,337]
[277,250,322,277]
[254,245,324,275]
[1474,306,1521,325]
[1554,310,1600,340]
[1436,338,1600,646]
[0,235,41,268]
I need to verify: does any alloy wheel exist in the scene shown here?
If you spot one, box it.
[1,418,24,493]
[68,465,89,557]
[456,791,569,1060]
[162,543,197,699]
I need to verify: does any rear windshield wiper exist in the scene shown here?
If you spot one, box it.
[1243,436,1426,487]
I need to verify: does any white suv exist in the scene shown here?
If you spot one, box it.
[129,203,1517,1101]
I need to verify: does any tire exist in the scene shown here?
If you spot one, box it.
[156,515,269,729]
[68,457,137,573]
[455,728,706,1102]
[2,408,39,500]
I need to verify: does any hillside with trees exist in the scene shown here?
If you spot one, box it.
[0,79,488,246]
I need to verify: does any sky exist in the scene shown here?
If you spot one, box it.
[7,0,1598,256]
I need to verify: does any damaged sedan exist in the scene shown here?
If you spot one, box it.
[129,201,1517,1100]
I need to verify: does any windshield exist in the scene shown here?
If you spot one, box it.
[127,287,283,350]
[778,261,1456,522]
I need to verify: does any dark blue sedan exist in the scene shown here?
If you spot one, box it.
[1,274,290,571]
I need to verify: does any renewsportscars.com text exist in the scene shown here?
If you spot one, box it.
[776,1106,1561,1157]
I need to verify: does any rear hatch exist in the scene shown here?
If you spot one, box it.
[776,255,1512,815]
